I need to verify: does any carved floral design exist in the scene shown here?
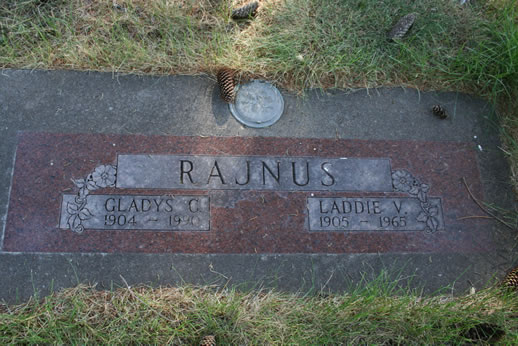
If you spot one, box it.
[416,202,440,232]
[91,165,117,188]
[66,165,117,233]
[392,169,439,233]
[391,170,413,192]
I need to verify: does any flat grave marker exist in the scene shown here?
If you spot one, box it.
[0,70,515,300]
[3,132,491,254]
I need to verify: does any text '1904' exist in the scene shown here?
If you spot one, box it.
[60,195,210,231]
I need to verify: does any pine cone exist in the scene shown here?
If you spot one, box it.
[231,1,259,19]
[200,335,216,346]
[502,266,518,290]
[217,68,237,103]
[387,13,417,41]
[432,105,448,119]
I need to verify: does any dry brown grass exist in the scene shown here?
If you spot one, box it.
[0,283,517,344]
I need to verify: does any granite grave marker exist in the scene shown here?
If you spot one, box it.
[3,133,490,253]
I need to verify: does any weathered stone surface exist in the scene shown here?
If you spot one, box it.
[2,133,496,254]
[0,69,514,302]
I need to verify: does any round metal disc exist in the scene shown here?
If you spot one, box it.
[229,80,284,128]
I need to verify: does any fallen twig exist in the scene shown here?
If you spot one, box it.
[461,177,516,231]
[457,215,493,220]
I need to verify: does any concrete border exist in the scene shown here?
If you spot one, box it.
[0,69,515,302]
[0,252,502,303]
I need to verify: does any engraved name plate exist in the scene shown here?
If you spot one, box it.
[60,153,444,234]
[308,197,444,231]
[116,155,393,191]
[60,195,209,231]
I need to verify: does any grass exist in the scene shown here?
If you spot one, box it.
[0,279,517,344]
[1,0,517,183]
[0,0,513,90]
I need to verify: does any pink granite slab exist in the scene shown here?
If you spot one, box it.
[3,132,491,253]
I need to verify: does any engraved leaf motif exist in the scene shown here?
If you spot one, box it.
[426,217,439,231]
[86,180,97,191]
[66,202,79,215]
[79,208,93,221]
[428,207,438,217]
[68,214,82,230]
[409,186,420,195]
[418,190,427,203]
[72,178,85,188]
[417,211,428,222]
[78,187,89,200]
